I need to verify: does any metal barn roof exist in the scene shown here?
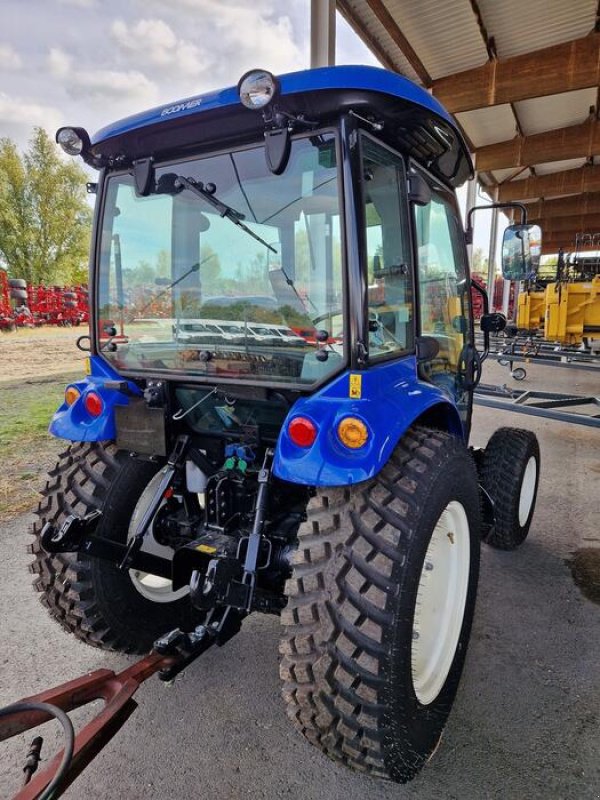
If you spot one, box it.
[337,0,600,253]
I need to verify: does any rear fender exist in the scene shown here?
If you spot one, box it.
[49,355,142,442]
[273,356,464,486]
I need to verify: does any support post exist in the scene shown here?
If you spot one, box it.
[310,0,336,68]
[465,156,477,267]
[503,277,516,319]
[487,185,500,311]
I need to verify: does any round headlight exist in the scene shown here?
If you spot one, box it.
[238,69,279,110]
[56,127,84,156]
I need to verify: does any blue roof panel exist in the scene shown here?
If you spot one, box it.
[92,65,459,146]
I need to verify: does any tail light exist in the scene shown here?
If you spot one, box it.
[84,391,103,417]
[288,417,317,448]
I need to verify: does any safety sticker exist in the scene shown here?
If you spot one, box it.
[349,374,362,399]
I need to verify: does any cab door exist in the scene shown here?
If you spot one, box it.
[411,165,473,429]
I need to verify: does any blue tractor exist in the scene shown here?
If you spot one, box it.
[32,66,540,783]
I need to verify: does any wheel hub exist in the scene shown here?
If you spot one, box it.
[411,500,471,706]
[518,456,537,527]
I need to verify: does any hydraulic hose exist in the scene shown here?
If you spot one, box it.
[0,701,75,800]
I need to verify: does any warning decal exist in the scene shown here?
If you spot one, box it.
[349,374,362,399]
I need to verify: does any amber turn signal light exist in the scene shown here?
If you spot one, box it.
[64,386,81,406]
[337,417,368,449]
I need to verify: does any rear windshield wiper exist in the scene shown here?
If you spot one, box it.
[137,252,217,315]
[173,175,277,254]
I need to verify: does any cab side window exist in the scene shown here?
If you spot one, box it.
[361,136,414,358]
[412,167,470,403]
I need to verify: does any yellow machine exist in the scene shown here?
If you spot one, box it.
[517,288,546,332]
[544,274,600,347]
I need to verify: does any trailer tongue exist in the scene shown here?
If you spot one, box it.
[1,615,239,800]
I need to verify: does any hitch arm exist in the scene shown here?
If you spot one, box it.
[1,612,240,800]
[0,652,176,800]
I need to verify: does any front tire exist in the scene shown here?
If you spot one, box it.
[30,442,198,653]
[481,427,540,550]
[279,427,481,783]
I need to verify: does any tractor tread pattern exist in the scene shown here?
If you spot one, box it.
[480,426,539,550]
[29,441,142,653]
[279,427,453,781]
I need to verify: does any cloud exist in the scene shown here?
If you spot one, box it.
[0,44,22,71]
[112,18,176,61]
[58,0,97,7]
[48,47,70,78]
[110,17,206,76]
[48,47,158,105]
[0,91,63,147]
[127,2,304,81]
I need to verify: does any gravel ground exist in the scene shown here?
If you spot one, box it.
[0,360,598,800]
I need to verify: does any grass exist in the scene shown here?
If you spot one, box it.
[0,371,81,521]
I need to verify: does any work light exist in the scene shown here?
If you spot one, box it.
[237,70,279,110]
[56,126,90,157]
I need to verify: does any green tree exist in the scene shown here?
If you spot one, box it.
[199,244,221,295]
[0,127,92,284]
[471,247,488,277]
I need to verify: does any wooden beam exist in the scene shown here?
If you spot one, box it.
[515,192,600,219]
[542,236,600,254]
[533,213,600,234]
[432,33,600,113]
[496,164,600,202]
[364,0,432,86]
[476,118,600,172]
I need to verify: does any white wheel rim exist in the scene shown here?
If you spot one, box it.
[518,456,537,527]
[411,501,471,706]
[128,480,189,603]
[128,526,189,603]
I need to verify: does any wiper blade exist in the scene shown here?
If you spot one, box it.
[173,175,277,254]
[138,252,216,315]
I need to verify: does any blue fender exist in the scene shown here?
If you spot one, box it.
[273,356,464,487]
[49,356,142,442]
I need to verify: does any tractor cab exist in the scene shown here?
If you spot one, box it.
[53,66,490,482]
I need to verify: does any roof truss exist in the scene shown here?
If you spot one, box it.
[432,33,600,113]
[495,164,600,202]
[541,235,600,254]
[476,119,600,172]
[515,192,600,219]
[532,212,600,234]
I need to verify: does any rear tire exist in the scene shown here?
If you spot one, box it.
[30,442,198,653]
[280,427,481,782]
[481,427,540,550]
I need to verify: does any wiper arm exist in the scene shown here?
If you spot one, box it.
[173,175,277,254]
[138,252,216,315]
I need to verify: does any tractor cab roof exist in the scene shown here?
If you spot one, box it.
[90,65,472,188]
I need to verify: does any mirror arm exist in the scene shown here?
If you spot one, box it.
[465,202,528,245]
[471,278,490,362]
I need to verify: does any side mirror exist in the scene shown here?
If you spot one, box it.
[265,128,291,175]
[480,312,507,334]
[501,224,542,281]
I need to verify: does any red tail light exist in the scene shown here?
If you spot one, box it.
[288,417,317,448]
[84,391,103,417]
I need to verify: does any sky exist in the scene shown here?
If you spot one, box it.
[0,0,379,149]
[0,0,496,256]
